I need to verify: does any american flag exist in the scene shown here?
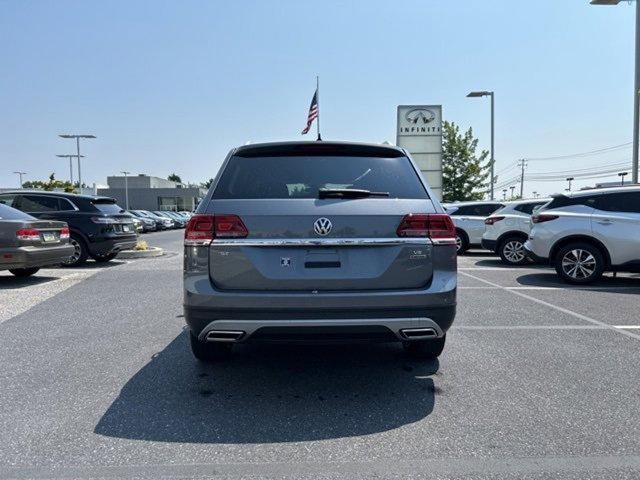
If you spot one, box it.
[301,89,319,135]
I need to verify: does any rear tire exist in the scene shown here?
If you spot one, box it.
[554,242,605,284]
[9,267,40,277]
[455,231,469,255]
[61,234,88,267]
[498,236,528,266]
[91,252,118,263]
[403,335,446,359]
[189,331,232,362]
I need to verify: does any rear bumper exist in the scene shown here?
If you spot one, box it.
[0,244,75,270]
[88,235,137,256]
[480,238,498,252]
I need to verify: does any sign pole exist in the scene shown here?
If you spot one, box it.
[316,76,321,141]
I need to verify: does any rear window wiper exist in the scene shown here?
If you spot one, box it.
[318,188,390,199]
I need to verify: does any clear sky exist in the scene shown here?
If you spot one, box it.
[0,0,636,197]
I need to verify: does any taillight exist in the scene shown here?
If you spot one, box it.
[532,214,559,224]
[16,228,40,241]
[485,216,505,225]
[60,227,70,239]
[185,214,248,245]
[91,217,117,224]
[396,213,456,245]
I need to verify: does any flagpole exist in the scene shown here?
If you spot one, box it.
[316,75,321,141]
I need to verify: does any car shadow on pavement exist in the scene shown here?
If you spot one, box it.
[473,259,547,269]
[0,275,59,289]
[95,331,439,444]
[516,272,640,292]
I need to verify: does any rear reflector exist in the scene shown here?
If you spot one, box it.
[485,216,505,225]
[185,214,248,245]
[396,213,456,244]
[16,228,40,241]
[532,214,559,224]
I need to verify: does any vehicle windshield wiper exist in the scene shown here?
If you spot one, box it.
[318,188,390,199]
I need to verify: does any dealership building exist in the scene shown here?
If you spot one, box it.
[98,174,206,211]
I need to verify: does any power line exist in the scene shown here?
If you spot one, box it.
[525,142,631,162]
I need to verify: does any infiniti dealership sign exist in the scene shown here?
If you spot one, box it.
[396,105,443,200]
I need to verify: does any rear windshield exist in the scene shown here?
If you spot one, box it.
[0,203,34,220]
[212,155,428,199]
[92,200,125,214]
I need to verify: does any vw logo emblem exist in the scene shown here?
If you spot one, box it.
[313,217,332,236]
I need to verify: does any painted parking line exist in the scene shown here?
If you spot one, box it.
[459,285,640,291]
[459,271,640,342]
[453,325,640,331]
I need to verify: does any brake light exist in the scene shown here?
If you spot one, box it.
[396,213,456,244]
[60,227,70,239]
[532,214,559,224]
[485,216,505,225]
[16,228,40,241]
[91,217,118,224]
[185,214,248,245]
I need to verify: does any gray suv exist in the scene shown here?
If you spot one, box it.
[183,141,457,361]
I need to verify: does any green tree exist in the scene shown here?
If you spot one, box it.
[442,121,490,202]
[23,173,75,192]
[201,178,214,189]
[168,173,182,183]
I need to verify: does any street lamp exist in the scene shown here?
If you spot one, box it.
[502,188,507,200]
[619,171,629,185]
[509,185,515,199]
[533,191,538,198]
[56,154,84,185]
[591,0,639,184]
[566,176,575,191]
[58,134,96,191]
[121,171,131,210]
[467,90,495,199]
[13,171,26,188]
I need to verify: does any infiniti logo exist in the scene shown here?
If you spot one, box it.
[313,217,332,236]
[405,108,436,125]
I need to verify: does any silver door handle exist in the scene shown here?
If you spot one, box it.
[596,219,613,225]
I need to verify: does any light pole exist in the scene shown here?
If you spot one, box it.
[121,171,131,210]
[502,188,507,200]
[58,134,96,192]
[467,90,495,199]
[566,176,575,191]
[591,0,639,184]
[56,154,84,186]
[532,191,538,198]
[509,185,515,199]
[13,171,26,188]
[619,171,629,185]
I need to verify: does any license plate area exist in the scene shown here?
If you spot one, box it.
[42,232,57,242]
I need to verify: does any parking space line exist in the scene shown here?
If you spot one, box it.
[459,271,640,342]
[453,325,606,330]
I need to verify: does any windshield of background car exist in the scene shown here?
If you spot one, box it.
[212,155,428,200]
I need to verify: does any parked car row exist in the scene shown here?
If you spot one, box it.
[446,186,640,284]
[128,210,191,231]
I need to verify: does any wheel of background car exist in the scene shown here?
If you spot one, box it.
[499,236,528,266]
[8,267,40,278]
[455,230,469,254]
[189,330,233,362]
[61,234,88,267]
[91,252,118,263]
[402,334,446,359]
[554,242,604,284]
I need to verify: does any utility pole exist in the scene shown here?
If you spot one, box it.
[566,176,574,192]
[121,171,131,210]
[13,171,26,188]
[518,159,527,198]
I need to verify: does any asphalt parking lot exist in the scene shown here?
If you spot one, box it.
[1,229,640,479]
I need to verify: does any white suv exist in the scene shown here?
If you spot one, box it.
[443,201,504,253]
[524,186,640,283]
[482,199,550,265]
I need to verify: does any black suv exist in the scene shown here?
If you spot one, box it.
[0,191,137,266]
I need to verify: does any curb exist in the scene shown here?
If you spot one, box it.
[117,247,164,259]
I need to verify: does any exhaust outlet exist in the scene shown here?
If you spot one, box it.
[205,330,245,342]
[400,328,438,340]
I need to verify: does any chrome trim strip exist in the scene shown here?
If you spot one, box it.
[209,238,433,247]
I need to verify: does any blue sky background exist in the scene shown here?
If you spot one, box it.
[0,0,636,197]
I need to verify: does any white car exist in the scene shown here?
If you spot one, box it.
[443,201,504,253]
[481,199,550,265]
[524,186,640,284]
